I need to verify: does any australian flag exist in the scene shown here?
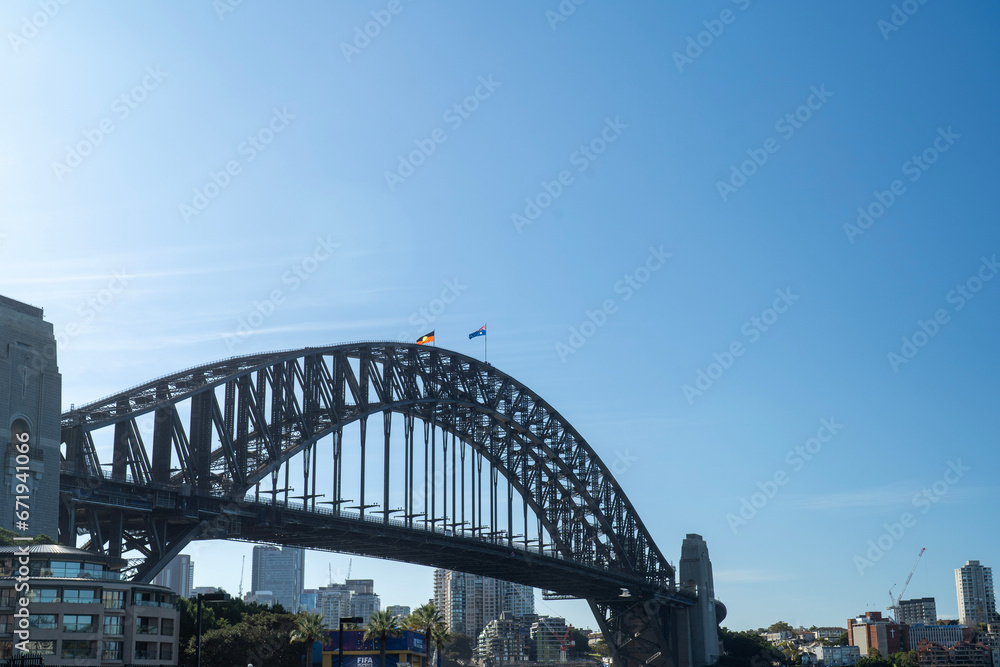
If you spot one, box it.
[468,324,486,339]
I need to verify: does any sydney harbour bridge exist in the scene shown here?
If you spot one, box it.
[2,296,724,667]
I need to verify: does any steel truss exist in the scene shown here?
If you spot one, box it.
[59,343,697,667]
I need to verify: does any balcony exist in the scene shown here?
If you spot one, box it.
[134,649,158,659]
[136,626,159,635]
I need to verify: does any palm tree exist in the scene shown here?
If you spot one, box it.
[430,623,452,667]
[404,603,445,667]
[365,609,402,667]
[291,612,329,666]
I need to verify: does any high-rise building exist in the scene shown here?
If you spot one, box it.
[476,611,532,665]
[318,584,352,628]
[251,545,305,611]
[897,597,937,625]
[530,616,569,663]
[387,605,411,619]
[0,296,62,539]
[433,569,535,639]
[300,589,319,612]
[346,579,379,620]
[152,554,194,599]
[955,561,996,627]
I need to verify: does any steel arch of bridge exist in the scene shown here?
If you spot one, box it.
[58,342,700,667]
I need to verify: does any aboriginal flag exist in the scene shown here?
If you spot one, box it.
[416,331,435,345]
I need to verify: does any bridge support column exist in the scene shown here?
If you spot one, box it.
[680,533,723,667]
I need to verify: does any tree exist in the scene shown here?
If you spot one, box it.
[891,650,917,667]
[718,627,793,667]
[441,633,474,667]
[365,609,402,667]
[768,622,795,634]
[292,612,329,665]
[405,603,446,664]
[856,655,893,667]
[837,631,849,646]
[431,622,453,666]
[183,611,300,667]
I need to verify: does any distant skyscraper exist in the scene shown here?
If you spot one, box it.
[300,589,319,612]
[387,605,411,619]
[152,554,194,598]
[433,569,535,638]
[251,545,305,611]
[318,584,352,628]
[956,561,996,627]
[898,597,937,625]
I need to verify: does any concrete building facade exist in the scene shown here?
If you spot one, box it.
[848,612,908,658]
[899,598,938,626]
[0,545,179,665]
[679,534,721,667]
[907,625,970,650]
[0,296,62,541]
[955,561,995,627]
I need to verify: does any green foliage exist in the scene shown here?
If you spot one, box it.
[568,628,591,658]
[177,592,293,662]
[856,654,893,667]
[718,627,793,667]
[837,632,849,646]
[768,622,795,634]
[0,528,56,545]
[291,612,329,646]
[365,609,403,667]
[441,633,474,667]
[890,650,917,667]
[181,612,300,667]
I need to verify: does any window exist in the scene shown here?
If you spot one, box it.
[161,618,175,636]
[28,614,57,629]
[134,641,157,660]
[0,593,15,607]
[160,643,173,660]
[62,588,98,604]
[61,640,96,660]
[103,589,125,609]
[0,616,10,633]
[133,591,158,607]
[63,614,96,632]
[103,615,124,635]
[23,640,54,656]
[136,617,158,634]
[27,588,59,603]
[102,640,123,660]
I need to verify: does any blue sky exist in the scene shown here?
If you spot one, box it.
[3,1,999,633]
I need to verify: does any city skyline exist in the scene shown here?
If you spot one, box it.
[3,1,998,639]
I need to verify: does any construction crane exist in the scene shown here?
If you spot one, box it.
[238,555,246,597]
[888,547,926,620]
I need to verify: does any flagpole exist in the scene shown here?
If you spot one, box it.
[484,322,488,364]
